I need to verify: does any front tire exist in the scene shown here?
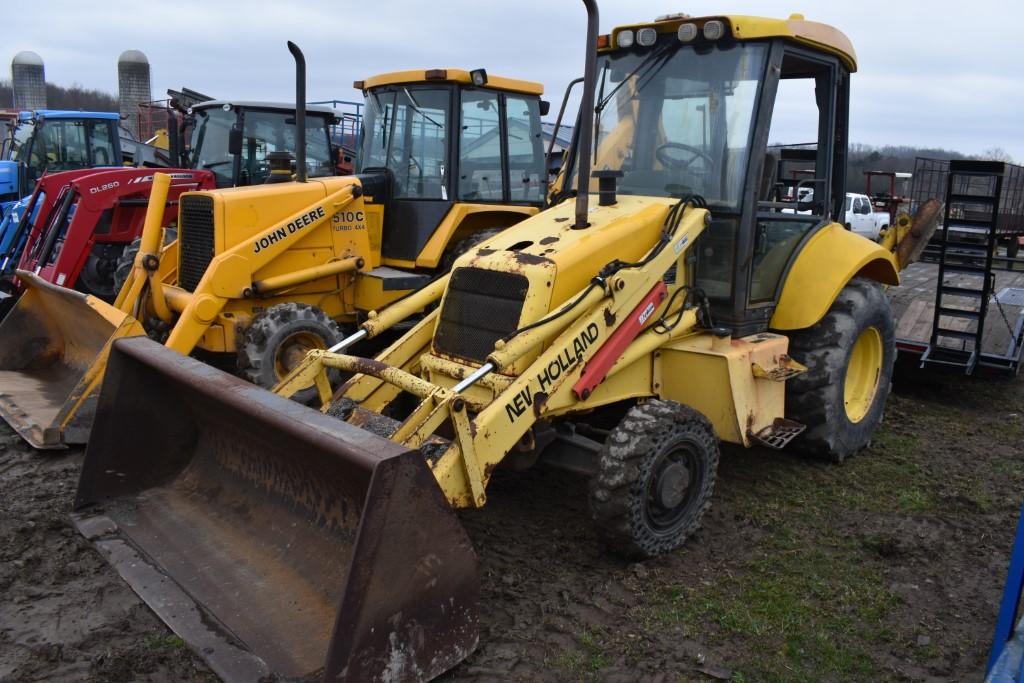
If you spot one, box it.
[237,303,343,403]
[784,278,895,463]
[589,400,719,559]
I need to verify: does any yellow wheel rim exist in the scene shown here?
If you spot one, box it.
[274,331,326,387]
[844,326,883,423]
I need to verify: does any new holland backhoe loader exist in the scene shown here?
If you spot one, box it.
[0,43,548,448]
[72,7,939,682]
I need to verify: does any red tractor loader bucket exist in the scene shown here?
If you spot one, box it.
[0,271,145,448]
[72,337,479,682]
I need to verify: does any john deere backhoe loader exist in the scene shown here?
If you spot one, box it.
[72,7,938,681]
[0,43,548,448]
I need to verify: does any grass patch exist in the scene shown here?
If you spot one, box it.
[654,538,896,681]
[145,635,186,651]
[551,628,610,680]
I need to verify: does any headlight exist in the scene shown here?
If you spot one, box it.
[677,23,698,42]
[703,20,725,41]
[616,30,634,48]
[637,27,658,47]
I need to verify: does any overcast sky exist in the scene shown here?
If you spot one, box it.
[6,0,1023,160]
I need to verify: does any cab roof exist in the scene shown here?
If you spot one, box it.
[361,69,543,96]
[20,110,121,121]
[191,100,339,116]
[608,13,857,72]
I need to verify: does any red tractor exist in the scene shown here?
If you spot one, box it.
[14,168,214,299]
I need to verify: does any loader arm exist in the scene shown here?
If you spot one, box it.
[278,201,711,507]
[160,182,362,353]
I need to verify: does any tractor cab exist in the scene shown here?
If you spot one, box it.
[354,69,548,265]
[184,101,338,188]
[1,110,122,208]
[562,14,858,335]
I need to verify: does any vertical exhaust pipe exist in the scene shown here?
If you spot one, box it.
[574,0,600,229]
[287,41,307,183]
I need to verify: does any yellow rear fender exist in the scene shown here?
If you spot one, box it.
[770,223,899,331]
[414,204,539,269]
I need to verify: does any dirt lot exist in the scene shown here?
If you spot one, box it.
[2,364,1022,682]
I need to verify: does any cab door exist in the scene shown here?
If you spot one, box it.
[737,44,848,334]
[375,87,455,263]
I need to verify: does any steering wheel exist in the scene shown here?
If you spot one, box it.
[655,142,714,173]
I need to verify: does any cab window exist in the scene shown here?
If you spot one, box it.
[190,108,235,186]
[459,90,504,201]
[505,95,545,202]
[748,51,837,304]
[88,120,117,166]
[239,110,333,184]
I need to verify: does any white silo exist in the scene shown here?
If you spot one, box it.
[11,51,47,110]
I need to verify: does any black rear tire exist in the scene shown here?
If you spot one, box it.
[237,303,343,404]
[783,277,895,463]
[439,228,503,274]
[112,227,178,296]
[589,400,719,559]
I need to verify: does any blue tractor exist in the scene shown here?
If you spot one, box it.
[0,110,125,283]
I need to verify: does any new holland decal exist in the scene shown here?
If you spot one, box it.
[504,322,600,422]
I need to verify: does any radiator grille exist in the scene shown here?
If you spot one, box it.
[179,195,215,292]
[434,267,529,363]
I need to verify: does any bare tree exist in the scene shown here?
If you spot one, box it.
[981,147,1014,163]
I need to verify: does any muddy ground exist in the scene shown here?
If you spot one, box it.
[1,363,1022,682]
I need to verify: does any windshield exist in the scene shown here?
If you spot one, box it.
[573,41,767,210]
[10,118,117,181]
[358,87,450,199]
[190,108,235,184]
[190,107,333,186]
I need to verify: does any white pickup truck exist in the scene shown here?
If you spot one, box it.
[844,193,888,240]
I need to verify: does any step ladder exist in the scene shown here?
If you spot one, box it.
[920,160,1005,373]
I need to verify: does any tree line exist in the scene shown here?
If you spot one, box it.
[0,80,118,113]
[845,143,1015,193]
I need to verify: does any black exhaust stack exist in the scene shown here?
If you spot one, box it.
[574,0,600,229]
[287,41,307,183]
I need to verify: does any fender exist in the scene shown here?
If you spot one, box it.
[414,204,540,269]
[770,223,899,330]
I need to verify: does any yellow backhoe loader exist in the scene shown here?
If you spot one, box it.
[72,7,938,682]
[0,44,549,448]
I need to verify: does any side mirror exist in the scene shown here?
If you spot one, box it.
[539,100,551,117]
[228,126,243,156]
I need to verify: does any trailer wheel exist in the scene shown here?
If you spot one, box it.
[238,303,343,403]
[589,400,719,559]
[784,277,895,463]
[112,227,178,296]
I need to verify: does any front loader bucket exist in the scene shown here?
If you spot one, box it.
[72,337,479,682]
[0,271,144,448]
